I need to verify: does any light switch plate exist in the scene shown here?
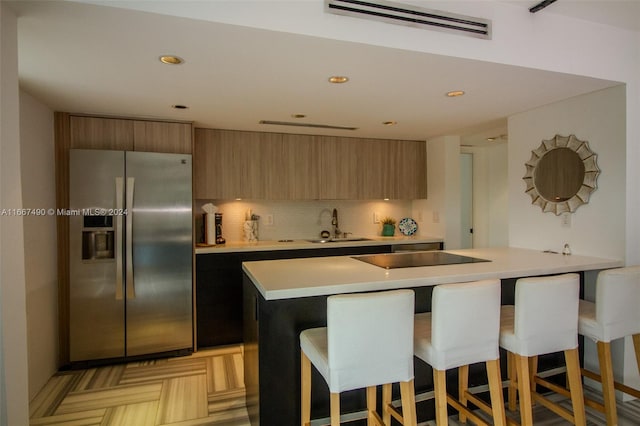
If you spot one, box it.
[373,212,381,224]
[265,214,274,226]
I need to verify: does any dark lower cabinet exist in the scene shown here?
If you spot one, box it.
[195,245,393,348]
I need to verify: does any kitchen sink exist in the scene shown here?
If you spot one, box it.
[306,237,372,243]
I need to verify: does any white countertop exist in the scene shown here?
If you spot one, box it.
[195,235,443,254]
[242,247,623,300]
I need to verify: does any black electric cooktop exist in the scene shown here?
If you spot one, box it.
[352,251,490,269]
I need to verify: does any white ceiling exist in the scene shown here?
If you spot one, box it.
[8,1,636,145]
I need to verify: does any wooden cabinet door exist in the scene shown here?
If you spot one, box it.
[356,138,395,199]
[194,129,264,199]
[282,134,320,199]
[69,116,134,150]
[395,140,427,199]
[319,136,358,199]
[133,121,192,154]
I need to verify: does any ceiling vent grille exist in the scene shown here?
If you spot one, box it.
[259,120,358,131]
[325,0,491,39]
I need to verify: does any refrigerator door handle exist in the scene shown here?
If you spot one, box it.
[126,177,136,299]
[115,177,124,300]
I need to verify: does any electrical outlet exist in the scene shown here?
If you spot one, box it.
[433,211,440,223]
[561,213,571,228]
[265,214,274,226]
[373,212,381,224]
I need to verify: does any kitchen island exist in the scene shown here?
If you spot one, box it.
[242,247,622,425]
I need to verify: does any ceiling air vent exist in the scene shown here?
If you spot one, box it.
[325,0,491,39]
[259,120,358,131]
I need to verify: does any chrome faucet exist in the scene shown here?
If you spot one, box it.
[331,208,341,238]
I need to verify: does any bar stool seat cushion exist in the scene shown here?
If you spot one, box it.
[300,289,414,393]
[500,274,579,357]
[578,266,640,343]
[300,327,329,383]
[414,280,501,371]
[577,300,599,341]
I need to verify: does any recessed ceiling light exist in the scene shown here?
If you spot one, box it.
[446,90,465,97]
[291,114,307,119]
[159,55,184,65]
[328,76,349,84]
[172,104,189,109]
[486,134,507,142]
[383,121,397,126]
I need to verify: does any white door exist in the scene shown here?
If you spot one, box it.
[460,153,473,248]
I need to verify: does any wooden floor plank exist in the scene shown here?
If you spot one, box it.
[119,359,207,385]
[29,408,106,425]
[55,383,162,415]
[101,400,158,426]
[155,375,209,424]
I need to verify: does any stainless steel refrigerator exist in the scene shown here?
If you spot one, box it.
[69,149,193,362]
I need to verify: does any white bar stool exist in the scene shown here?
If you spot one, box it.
[499,273,586,426]
[578,266,640,425]
[414,279,506,426]
[300,289,417,426]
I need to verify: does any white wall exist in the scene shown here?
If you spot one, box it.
[508,85,626,258]
[0,3,30,424]
[413,135,461,249]
[19,90,58,401]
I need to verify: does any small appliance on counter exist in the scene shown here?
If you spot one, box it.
[215,212,225,244]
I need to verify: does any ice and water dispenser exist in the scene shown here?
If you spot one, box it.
[81,215,114,260]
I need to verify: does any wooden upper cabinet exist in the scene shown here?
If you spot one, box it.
[193,129,426,200]
[133,121,192,154]
[394,140,427,199]
[69,115,192,154]
[319,136,358,200]
[69,116,134,150]
[356,138,395,199]
[282,134,320,200]
[194,129,264,199]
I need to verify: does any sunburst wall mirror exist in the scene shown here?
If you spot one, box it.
[523,134,600,215]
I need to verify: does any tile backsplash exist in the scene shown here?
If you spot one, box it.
[195,199,413,243]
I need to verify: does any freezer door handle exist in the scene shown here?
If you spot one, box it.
[115,177,124,300]
[126,177,136,299]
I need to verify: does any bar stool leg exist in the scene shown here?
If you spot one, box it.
[487,359,507,426]
[593,341,617,426]
[301,352,311,426]
[458,364,469,423]
[433,369,449,425]
[382,383,391,425]
[330,393,340,426]
[565,348,587,426]
[507,351,518,412]
[515,353,534,426]
[529,356,538,403]
[400,380,418,426]
[366,386,376,426]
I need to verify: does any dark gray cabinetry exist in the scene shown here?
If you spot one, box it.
[195,245,393,348]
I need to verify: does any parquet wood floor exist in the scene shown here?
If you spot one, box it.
[30,344,640,425]
[29,345,250,426]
